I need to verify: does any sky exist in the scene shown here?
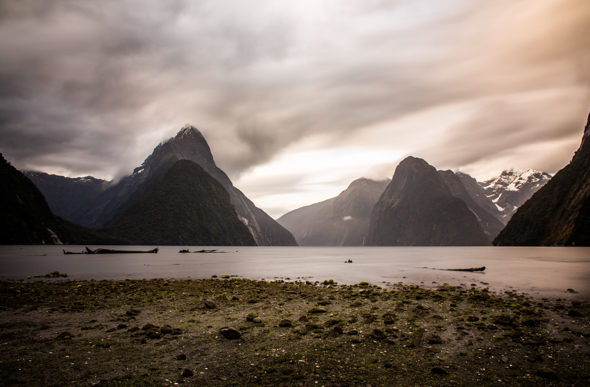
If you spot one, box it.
[1,0,589,218]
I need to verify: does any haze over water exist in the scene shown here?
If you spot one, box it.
[2,246,589,301]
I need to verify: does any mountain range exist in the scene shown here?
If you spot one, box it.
[9,110,590,247]
[367,157,490,246]
[278,162,548,246]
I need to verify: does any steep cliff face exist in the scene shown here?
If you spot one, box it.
[102,160,256,246]
[438,170,505,242]
[367,157,489,246]
[277,178,389,246]
[494,112,590,246]
[456,172,503,221]
[1,154,127,245]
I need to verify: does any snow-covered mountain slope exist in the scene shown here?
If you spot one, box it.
[479,169,552,223]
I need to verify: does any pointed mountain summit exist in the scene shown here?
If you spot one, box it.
[277,178,390,246]
[126,125,297,246]
[494,112,590,246]
[367,157,489,246]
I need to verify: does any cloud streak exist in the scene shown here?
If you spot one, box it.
[0,0,589,216]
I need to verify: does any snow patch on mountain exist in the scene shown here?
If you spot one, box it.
[479,169,551,223]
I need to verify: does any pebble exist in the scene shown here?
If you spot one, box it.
[371,328,386,340]
[204,300,217,309]
[431,367,449,375]
[181,368,194,377]
[220,327,241,340]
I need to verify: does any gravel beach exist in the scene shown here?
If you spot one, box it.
[1,277,589,386]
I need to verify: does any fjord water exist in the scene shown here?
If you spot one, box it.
[1,246,589,300]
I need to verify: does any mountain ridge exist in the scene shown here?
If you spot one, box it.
[102,159,257,246]
[367,156,489,246]
[277,178,389,246]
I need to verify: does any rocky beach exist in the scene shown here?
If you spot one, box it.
[0,277,589,386]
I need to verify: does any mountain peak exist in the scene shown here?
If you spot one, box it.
[175,124,203,139]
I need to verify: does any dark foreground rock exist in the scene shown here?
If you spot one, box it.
[0,278,589,386]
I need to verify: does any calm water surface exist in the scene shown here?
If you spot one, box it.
[1,246,589,300]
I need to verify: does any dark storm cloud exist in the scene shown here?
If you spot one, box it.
[0,0,589,183]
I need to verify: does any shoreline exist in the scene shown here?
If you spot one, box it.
[1,278,589,386]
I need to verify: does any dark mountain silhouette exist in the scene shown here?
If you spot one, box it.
[24,125,297,246]
[277,178,389,246]
[367,157,489,246]
[102,160,256,246]
[456,172,503,221]
[438,170,505,242]
[23,171,111,226]
[494,112,590,246]
[0,154,127,245]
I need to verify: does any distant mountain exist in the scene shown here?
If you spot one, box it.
[277,178,389,246]
[367,157,489,246]
[479,169,551,223]
[102,160,256,246]
[0,154,127,245]
[494,113,590,246]
[22,171,111,226]
[24,125,297,246]
[438,170,505,242]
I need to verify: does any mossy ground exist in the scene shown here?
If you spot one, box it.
[0,278,589,386]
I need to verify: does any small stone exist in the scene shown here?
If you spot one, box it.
[537,367,558,380]
[308,307,328,314]
[220,327,241,340]
[427,334,443,344]
[253,317,263,323]
[347,329,359,335]
[172,328,183,335]
[126,309,141,316]
[568,309,583,317]
[278,319,292,327]
[57,331,72,339]
[160,325,173,334]
[146,331,161,339]
[371,328,386,340]
[176,354,187,360]
[141,323,157,331]
[383,315,395,324]
[246,313,258,321]
[117,324,128,330]
[204,300,217,309]
[431,367,449,375]
[181,368,194,377]
[327,326,344,337]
